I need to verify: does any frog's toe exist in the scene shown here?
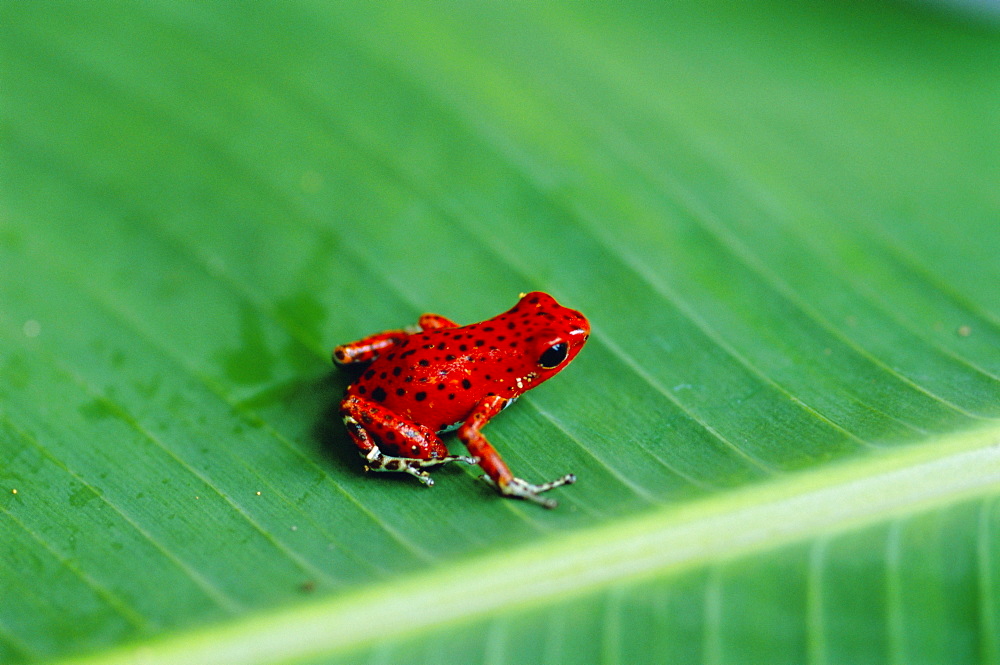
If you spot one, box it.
[403,464,434,486]
[482,474,574,509]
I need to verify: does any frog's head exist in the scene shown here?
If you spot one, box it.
[511,291,590,381]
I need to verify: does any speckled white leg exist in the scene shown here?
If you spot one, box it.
[480,473,577,509]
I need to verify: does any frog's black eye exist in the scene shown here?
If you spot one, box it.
[538,342,568,369]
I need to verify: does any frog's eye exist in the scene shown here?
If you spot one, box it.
[538,342,569,369]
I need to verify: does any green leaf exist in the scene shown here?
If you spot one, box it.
[2,2,999,664]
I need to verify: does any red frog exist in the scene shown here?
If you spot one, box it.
[333,292,590,508]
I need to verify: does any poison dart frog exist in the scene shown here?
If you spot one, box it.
[333,292,590,508]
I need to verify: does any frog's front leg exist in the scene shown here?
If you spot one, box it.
[340,395,477,486]
[457,396,576,509]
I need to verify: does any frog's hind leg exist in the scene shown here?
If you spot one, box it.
[333,313,459,365]
[418,313,459,330]
[340,395,477,486]
[332,330,410,366]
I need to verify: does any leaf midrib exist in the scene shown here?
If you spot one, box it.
[60,424,1000,665]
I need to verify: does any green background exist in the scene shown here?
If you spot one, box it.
[2,1,999,663]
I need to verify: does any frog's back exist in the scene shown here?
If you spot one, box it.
[345,322,505,432]
[344,292,588,432]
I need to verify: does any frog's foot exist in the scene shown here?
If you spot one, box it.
[361,448,478,487]
[482,473,576,509]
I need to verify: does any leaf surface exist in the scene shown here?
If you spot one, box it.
[1,2,999,663]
